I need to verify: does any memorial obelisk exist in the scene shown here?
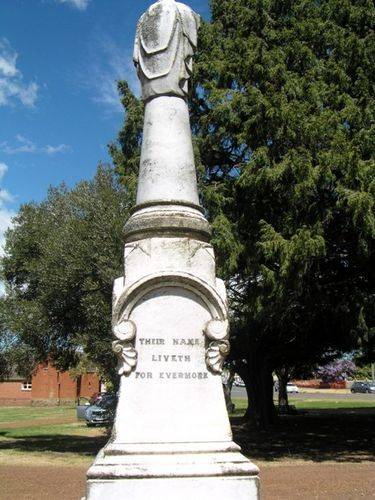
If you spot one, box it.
[86,1,260,498]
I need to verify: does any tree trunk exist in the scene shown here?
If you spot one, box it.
[276,367,289,413]
[76,375,82,404]
[227,368,235,394]
[223,367,236,413]
[237,354,276,428]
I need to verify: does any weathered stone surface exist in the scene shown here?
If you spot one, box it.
[86,0,259,498]
[87,475,259,500]
[136,96,200,206]
[123,205,212,243]
[134,0,200,101]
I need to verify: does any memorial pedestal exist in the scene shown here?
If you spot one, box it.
[86,0,260,497]
[86,231,260,499]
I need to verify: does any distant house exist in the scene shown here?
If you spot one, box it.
[0,368,33,406]
[0,362,101,406]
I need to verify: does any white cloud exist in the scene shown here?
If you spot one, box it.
[0,39,38,108]
[88,35,139,113]
[0,162,14,203]
[0,205,14,249]
[0,189,14,204]
[0,163,15,259]
[0,43,18,77]
[58,0,91,10]
[44,144,70,154]
[0,162,8,179]
[0,135,71,155]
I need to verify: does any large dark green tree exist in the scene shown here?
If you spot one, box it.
[188,0,374,424]
[112,0,374,426]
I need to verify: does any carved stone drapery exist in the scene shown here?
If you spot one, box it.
[133,0,200,101]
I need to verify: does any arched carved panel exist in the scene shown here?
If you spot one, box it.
[112,272,230,375]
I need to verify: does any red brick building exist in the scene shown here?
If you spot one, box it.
[0,371,32,406]
[0,362,101,406]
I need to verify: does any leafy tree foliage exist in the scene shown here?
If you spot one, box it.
[109,1,374,426]
[1,166,129,381]
[354,361,374,380]
[2,2,373,428]
[0,298,37,380]
[109,81,143,191]
[188,0,374,424]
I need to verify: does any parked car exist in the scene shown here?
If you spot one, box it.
[85,393,117,427]
[76,397,91,420]
[89,392,108,406]
[351,381,375,394]
[76,393,117,425]
[286,383,299,394]
[234,375,245,387]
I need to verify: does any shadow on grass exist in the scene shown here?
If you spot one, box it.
[0,408,374,464]
[231,407,375,464]
[0,431,108,457]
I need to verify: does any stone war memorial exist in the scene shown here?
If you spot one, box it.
[86,0,260,498]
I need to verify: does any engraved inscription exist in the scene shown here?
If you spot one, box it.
[139,338,165,345]
[159,372,208,379]
[152,354,191,362]
[172,338,201,346]
[136,337,208,381]
[135,372,153,379]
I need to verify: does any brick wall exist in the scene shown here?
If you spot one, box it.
[0,380,32,406]
[0,363,101,406]
[31,362,101,406]
[81,373,101,398]
[32,363,59,401]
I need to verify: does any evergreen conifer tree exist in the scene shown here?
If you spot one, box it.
[187,0,374,425]
[111,1,374,424]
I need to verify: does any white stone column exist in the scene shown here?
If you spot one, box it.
[86,1,260,498]
[137,96,199,206]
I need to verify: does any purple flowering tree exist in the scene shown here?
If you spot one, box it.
[315,359,356,382]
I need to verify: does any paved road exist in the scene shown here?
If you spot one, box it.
[231,385,375,401]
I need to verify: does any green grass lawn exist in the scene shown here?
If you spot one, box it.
[1,421,92,438]
[230,398,374,464]
[0,405,76,424]
[290,398,375,409]
[0,398,373,467]
[231,397,375,416]
[0,407,106,466]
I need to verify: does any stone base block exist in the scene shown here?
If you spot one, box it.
[87,475,259,500]
[86,442,259,500]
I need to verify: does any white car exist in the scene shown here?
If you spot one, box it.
[286,383,299,394]
[234,375,245,387]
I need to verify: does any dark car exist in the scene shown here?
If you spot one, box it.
[76,397,91,420]
[89,392,108,406]
[84,393,117,426]
[76,393,107,420]
[351,381,375,394]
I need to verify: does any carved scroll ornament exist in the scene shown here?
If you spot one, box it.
[112,319,138,376]
[204,319,230,374]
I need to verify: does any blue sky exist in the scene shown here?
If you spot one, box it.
[0,0,210,252]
